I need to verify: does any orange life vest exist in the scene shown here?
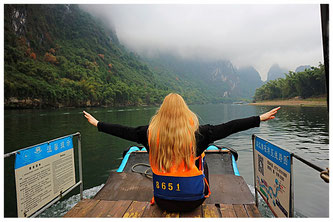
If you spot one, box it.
[148,130,211,202]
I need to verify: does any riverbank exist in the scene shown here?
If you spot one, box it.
[4,97,159,110]
[249,97,327,107]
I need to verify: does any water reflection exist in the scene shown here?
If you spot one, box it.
[253,106,329,165]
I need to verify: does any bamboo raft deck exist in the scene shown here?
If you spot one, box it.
[64,199,261,218]
[64,172,261,218]
[64,150,261,218]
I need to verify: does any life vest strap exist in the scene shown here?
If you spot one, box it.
[150,197,155,205]
[204,177,211,198]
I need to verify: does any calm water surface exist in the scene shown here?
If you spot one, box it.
[4,104,329,217]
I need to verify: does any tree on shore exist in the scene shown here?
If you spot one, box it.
[253,64,326,102]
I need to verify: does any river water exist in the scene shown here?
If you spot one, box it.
[4,104,329,217]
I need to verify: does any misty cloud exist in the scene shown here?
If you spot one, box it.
[80,4,323,81]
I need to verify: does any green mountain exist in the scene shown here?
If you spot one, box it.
[4,4,262,108]
[4,4,174,108]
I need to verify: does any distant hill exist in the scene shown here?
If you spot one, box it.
[266,64,288,81]
[295,65,311,73]
[237,66,263,98]
[145,53,263,101]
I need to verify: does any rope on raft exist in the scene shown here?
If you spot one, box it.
[131,163,153,179]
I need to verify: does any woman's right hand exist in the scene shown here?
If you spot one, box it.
[83,111,99,127]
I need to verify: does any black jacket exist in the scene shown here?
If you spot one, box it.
[97,116,260,156]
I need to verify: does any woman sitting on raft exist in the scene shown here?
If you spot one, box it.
[84,93,280,212]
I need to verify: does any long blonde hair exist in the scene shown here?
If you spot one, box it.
[148,93,199,172]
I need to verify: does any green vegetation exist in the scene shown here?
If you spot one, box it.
[253,64,326,102]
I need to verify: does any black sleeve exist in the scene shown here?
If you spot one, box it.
[209,116,260,142]
[196,116,260,156]
[97,122,149,147]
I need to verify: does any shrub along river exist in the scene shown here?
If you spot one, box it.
[4,104,329,217]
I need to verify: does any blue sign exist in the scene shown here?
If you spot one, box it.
[15,136,73,169]
[254,136,291,173]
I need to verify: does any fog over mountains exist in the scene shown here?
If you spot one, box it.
[144,53,264,100]
[80,4,323,81]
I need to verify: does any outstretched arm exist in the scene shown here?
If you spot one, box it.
[204,107,281,142]
[83,111,149,147]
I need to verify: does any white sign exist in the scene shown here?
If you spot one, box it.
[14,136,75,217]
[253,136,292,217]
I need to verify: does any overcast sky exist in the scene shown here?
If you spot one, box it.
[80,4,323,81]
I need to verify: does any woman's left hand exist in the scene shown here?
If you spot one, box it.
[83,111,99,127]
[260,107,280,121]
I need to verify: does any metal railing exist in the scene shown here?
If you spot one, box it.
[292,153,329,183]
[4,132,83,218]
